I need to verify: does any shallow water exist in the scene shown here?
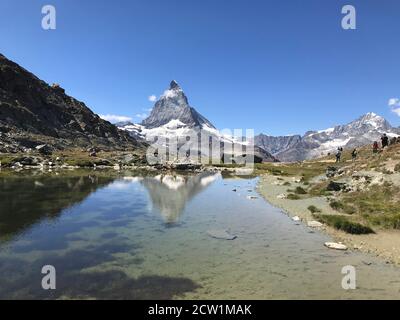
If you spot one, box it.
[0,170,399,299]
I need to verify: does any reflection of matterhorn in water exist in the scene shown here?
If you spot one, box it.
[141,172,220,224]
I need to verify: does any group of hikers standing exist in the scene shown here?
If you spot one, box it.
[373,133,390,154]
[335,133,398,163]
[335,147,356,163]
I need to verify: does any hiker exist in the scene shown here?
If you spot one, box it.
[335,148,342,163]
[373,141,379,154]
[351,148,358,161]
[381,134,389,148]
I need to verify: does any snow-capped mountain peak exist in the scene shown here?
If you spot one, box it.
[352,112,389,130]
[118,80,278,163]
[141,80,214,129]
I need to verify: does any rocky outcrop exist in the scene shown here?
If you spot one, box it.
[0,53,145,152]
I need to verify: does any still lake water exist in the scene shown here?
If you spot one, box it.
[0,169,399,299]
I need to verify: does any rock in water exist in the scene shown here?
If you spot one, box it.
[324,242,348,251]
[207,229,237,240]
[247,195,258,200]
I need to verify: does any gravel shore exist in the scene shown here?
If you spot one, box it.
[257,173,400,265]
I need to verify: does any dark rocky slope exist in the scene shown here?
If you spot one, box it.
[0,53,144,152]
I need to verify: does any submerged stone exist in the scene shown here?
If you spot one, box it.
[207,229,237,240]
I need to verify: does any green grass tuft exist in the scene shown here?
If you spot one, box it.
[287,193,301,200]
[308,205,322,214]
[313,214,374,234]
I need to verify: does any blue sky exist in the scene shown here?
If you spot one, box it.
[1,0,399,135]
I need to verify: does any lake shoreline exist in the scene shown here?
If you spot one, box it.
[1,157,399,267]
[257,173,400,266]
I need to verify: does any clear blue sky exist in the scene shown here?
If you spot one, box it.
[1,0,400,135]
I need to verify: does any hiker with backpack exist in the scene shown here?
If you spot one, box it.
[381,134,389,148]
[335,148,342,163]
[351,148,358,161]
[373,141,379,154]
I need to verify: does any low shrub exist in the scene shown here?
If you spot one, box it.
[308,205,321,214]
[295,186,307,194]
[329,200,356,214]
[313,214,374,234]
[330,200,344,211]
[287,193,300,200]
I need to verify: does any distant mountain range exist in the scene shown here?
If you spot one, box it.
[254,112,400,162]
[0,53,143,153]
[119,81,399,163]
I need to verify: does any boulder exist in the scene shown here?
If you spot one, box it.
[18,156,39,166]
[247,195,258,200]
[95,159,112,166]
[35,144,53,155]
[307,221,323,228]
[326,181,346,192]
[324,242,348,251]
[326,166,337,178]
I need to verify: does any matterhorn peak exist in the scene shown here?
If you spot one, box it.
[139,80,215,129]
[169,80,180,90]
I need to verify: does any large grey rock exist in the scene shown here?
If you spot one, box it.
[35,144,53,155]
[326,181,347,192]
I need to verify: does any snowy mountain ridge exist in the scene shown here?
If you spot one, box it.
[256,112,400,162]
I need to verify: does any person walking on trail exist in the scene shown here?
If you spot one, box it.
[381,134,389,148]
[373,141,379,154]
[351,148,358,161]
[336,148,342,163]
